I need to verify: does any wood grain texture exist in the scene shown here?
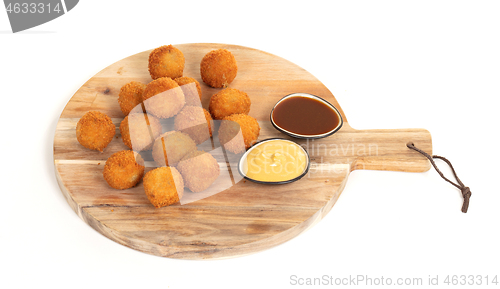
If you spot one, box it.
[53,43,432,259]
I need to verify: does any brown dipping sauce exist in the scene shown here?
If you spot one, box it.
[272,96,340,136]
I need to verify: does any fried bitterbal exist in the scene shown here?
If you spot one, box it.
[118,81,146,116]
[120,113,162,151]
[174,76,202,107]
[218,114,260,153]
[151,131,197,167]
[143,167,184,208]
[148,45,185,80]
[209,88,250,120]
[142,77,185,119]
[76,111,115,152]
[174,106,213,144]
[177,150,220,193]
[200,49,237,88]
[103,150,145,190]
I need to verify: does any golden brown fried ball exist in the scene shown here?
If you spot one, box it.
[118,81,146,116]
[142,77,185,119]
[203,109,214,136]
[218,114,260,154]
[76,111,115,152]
[103,150,145,190]
[209,88,250,120]
[151,131,197,167]
[177,150,220,193]
[174,76,202,107]
[120,113,162,151]
[143,167,184,208]
[200,49,237,88]
[148,45,185,80]
[174,106,213,144]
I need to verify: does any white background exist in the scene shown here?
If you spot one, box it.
[1,1,499,288]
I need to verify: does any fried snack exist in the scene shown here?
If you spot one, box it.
[203,108,214,137]
[174,76,202,107]
[103,150,145,190]
[120,113,162,151]
[142,77,185,119]
[143,167,184,208]
[118,81,146,116]
[218,114,260,154]
[148,45,185,80]
[177,150,220,193]
[200,49,237,88]
[209,88,250,120]
[76,111,115,152]
[151,131,197,167]
[174,106,213,144]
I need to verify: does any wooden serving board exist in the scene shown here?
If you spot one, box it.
[53,43,432,259]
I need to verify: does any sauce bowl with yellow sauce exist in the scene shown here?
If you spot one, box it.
[238,138,310,184]
[270,93,343,139]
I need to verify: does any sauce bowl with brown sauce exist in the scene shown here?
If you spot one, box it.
[270,93,343,139]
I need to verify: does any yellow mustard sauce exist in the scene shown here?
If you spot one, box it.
[242,139,307,182]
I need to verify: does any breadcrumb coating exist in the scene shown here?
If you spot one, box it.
[76,111,115,152]
[209,88,250,120]
[103,150,145,190]
[119,113,162,151]
[174,76,202,107]
[200,49,237,88]
[148,45,185,80]
[177,150,220,193]
[151,131,197,167]
[143,167,184,208]
[142,77,185,119]
[218,114,260,153]
[118,81,146,116]
[203,109,213,136]
[174,106,213,144]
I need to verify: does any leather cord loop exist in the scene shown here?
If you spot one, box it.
[407,142,471,213]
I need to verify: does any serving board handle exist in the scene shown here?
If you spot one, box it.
[347,127,433,172]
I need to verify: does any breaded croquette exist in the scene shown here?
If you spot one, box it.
[209,88,250,120]
[143,167,184,208]
[76,111,115,152]
[148,45,185,80]
[120,113,162,151]
[177,150,220,193]
[200,49,237,88]
[174,76,202,107]
[142,77,185,119]
[151,131,197,167]
[103,150,145,189]
[203,108,213,137]
[118,81,146,116]
[174,106,213,144]
[218,113,260,153]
